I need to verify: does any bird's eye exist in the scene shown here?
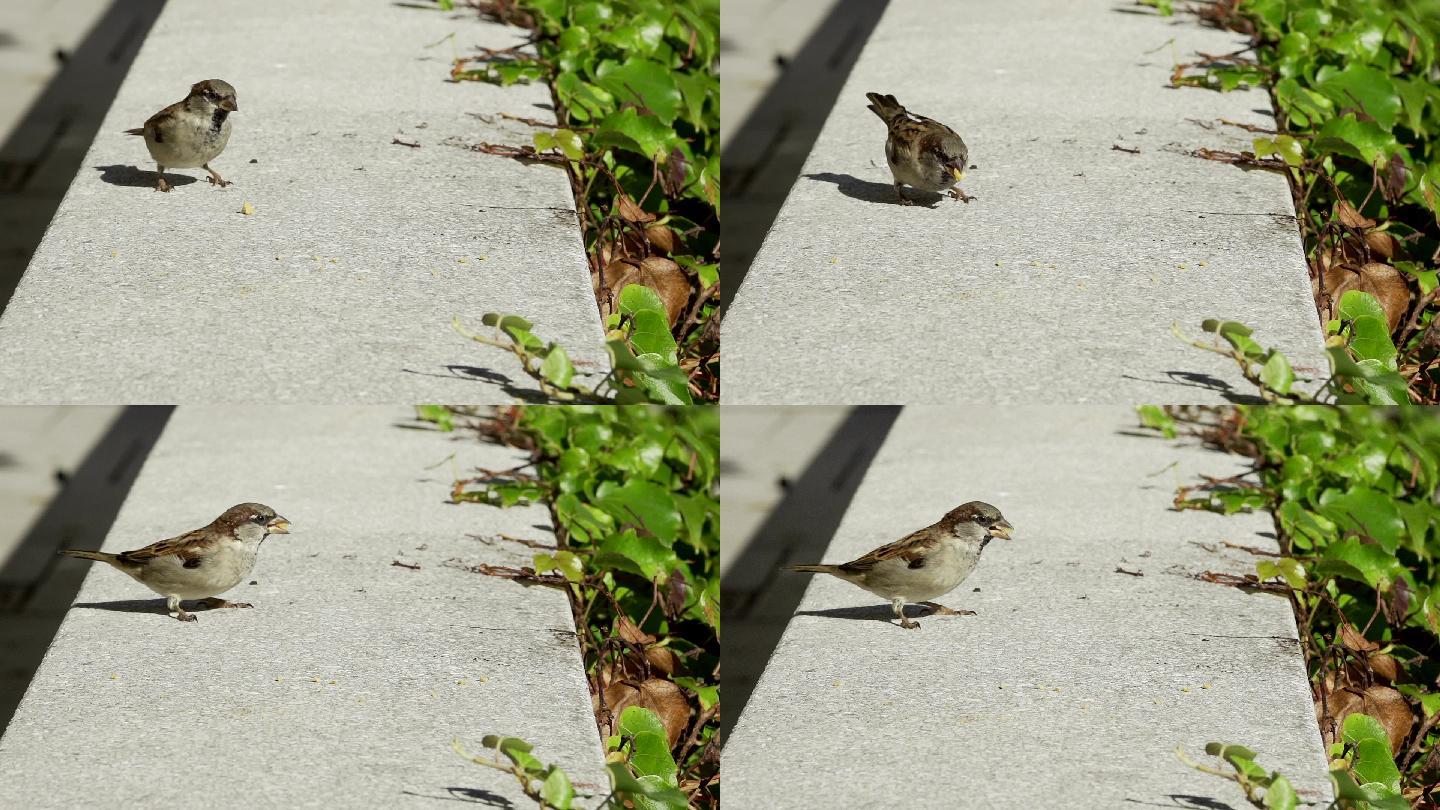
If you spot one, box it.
[251,514,264,523]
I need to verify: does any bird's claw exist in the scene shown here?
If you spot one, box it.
[155,178,172,193]
[948,189,975,204]
[174,610,197,622]
[207,176,231,188]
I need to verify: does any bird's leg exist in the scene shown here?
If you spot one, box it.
[166,595,197,622]
[893,597,919,629]
[197,597,253,610]
[948,188,975,204]
[920,601,977,617]
[203,164,231,187]
[155,165,171,193]
[893,181,914,206]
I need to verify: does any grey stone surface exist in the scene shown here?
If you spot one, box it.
[0,406,608,806]
[718,405,850,577]
[722,0,1328,404]
[0,0,607,403]
[725,407,1331,808]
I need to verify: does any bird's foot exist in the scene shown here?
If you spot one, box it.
[155,177,172,193]
[920,601,976,617]
[948,188,975,204]
[898,617,921,629]
[894,183,915,206]
[198,597,252,609]
[204,164,231,187]
[173,609,197,622]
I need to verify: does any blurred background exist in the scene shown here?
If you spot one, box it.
[719,406,899,736]
[0,407,170,729]
[720,0,888,308]
[0,0,165,315]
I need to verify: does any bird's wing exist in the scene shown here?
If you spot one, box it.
[116,527,217,566]
[141,100,187,142]
[839,527,941,573]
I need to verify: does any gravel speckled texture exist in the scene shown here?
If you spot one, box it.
[722,0,1327,404]
[0,407,608,807]
[724,407,1331,808]
[0,0,607,403]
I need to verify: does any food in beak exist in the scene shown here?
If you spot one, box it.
[951,166,965,182]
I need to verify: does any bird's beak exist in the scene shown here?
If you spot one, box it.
[951,166,965,182]
[267,516,290,534]
[219,98,238,112]
[988,520,1014,540]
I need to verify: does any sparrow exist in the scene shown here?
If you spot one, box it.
[59,503,290,622]
[865,92,972,206]
[786,501,1012,629]
[124,79,239,192]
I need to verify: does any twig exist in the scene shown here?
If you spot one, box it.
[1112,144,1141,154]
[392,137,421,149]
[1115,566,1145,577]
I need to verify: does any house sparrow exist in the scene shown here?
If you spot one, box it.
[786,501,1012,629]
[865,92,972,205]
[59,503,289,622]
[124,79,239,192]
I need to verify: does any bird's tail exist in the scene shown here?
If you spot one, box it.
[59,549,115,563]
[784,564,841,575]
[122,128,144,136]
[865,92,906,124]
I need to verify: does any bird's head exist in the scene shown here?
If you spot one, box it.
[216,502,290,541]
[945,501,1013,544]
[190,79,239,112]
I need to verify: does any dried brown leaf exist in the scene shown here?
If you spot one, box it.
[615,614,655,646]
[645,224,679,255]
[1340,623,1380,653]
[603,678,691,747]
[615,194,655,224]
[1365,229,1401,260]
[1368,652,1400,684]
[644,645,684,676]
[1322,683,1414,754]
[1336,199,1375,229]
[1316,262,1410,331]
[600,257,691,326]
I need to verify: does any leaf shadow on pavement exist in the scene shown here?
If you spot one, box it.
[1121,795,1239,809]
[804,172,944,207]
[1119,371,1267,404]
[399,787,515,807]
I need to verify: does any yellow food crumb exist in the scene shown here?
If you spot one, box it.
[477,255,487,260]
[458,258,467,264]
[1198,261,1208,267]
[1181,687,1191,693]
[328,680,337,685]
[1176,263,1187,269]
[1202,683,1212,689]
[458,679,468,686]
[478,676,488,683]
[110,674,118,680]
[241,202,255,216]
